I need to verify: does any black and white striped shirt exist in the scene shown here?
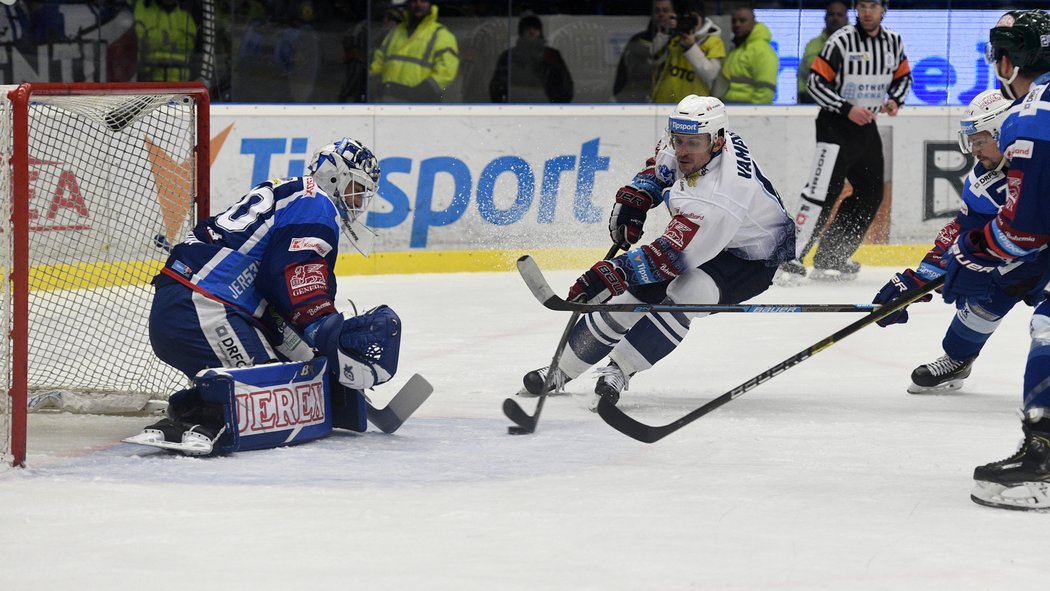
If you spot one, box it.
[807,24,912,115]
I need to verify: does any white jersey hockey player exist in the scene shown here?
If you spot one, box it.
[521,94,795,407]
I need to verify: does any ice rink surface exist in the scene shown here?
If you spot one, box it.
[2,267,1047,590]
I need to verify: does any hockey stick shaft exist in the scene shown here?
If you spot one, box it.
[503,245,621,433]
[597,275,946,443]
[516,255,878,313]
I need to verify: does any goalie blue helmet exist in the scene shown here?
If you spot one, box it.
[307,137,380,234]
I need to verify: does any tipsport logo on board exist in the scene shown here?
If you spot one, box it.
[239,136,615,249]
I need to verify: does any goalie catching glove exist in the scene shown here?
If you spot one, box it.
[608,186,655,250]
[315,305,402,389]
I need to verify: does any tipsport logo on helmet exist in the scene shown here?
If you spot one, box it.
[669,118,700,134]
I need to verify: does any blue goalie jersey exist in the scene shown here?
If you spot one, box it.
[160,176,342,333]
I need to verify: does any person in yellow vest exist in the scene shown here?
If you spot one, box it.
[798,1,848,104]
[134,0,198,82]
[650,0,727,103]
[369,0,460,102]
[720,6,778,104]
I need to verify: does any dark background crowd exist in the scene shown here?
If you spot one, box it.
[0,0,1043,104]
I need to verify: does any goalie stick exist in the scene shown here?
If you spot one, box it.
[503,245,621,434]
[516,255,879,314]
[596,276,946,443]
[366,373,433,434]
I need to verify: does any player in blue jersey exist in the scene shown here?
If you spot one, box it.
[872,89,1049,394]
[135,137,401,450]
[938,10,1050,510]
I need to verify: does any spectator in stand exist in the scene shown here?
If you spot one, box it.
[650,0,727,103]
[134,0,199,82]
[798,1,848,104]
[489,14,573,103]
[340,3,402,102]
[720,6,778,104]
[26,0,66,44]
[369,0,459,103]
[612,0,673,103]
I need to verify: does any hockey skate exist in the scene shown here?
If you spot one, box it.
[908,355,974,394]
[589,362,631,411]
[123,418,225,457]
[809,259,860,282]
[773,259,807,287]
[519,366,570,397]
[970,410,1050,512]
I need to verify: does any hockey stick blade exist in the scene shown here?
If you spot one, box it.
[516,255,878,314]
[504,245,621,434]
[597,276,946,443]
[366,373,433,434]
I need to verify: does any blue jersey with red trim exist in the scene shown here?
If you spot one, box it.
[986,76,1050,261]
[162,176,341,332]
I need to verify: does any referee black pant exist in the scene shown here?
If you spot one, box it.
[804,109,884,269]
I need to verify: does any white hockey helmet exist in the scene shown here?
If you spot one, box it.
[307,137,380,227]
[667,94,727,140]
[957,89,1012,154]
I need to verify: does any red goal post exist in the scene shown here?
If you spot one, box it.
[1,83,210,467]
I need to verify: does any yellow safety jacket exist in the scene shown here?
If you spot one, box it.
[370,6,459,97]
[134,1,197,82]
[651,35,727,103]
[721,22,779,104]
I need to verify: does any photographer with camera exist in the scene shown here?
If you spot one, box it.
[650,0,727,103]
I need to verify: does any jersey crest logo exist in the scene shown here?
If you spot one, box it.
[663,216,699,250]
[286,262,328,302]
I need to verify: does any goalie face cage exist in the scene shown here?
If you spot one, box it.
[0,83,210,467]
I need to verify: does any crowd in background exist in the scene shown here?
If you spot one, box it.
[0,0,1044,104]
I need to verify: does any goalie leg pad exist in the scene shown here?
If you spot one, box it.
[195,358,334,454]
[331,383,368,432]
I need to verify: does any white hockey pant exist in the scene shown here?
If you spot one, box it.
[559,270,720,378]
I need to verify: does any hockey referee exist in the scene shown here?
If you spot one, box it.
[782,0,911,281]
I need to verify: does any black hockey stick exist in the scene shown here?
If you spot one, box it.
[503,245,621,434]
[366,373,433,434]
[597,275,946,443]
[517,255,879,314]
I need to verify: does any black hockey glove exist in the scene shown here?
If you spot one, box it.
[608,186,654,250]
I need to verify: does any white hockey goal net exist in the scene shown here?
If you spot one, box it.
[0,83,210,467]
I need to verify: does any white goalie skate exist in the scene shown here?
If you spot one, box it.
[123,421,226,457]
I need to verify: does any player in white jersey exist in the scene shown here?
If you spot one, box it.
[521,95,795,407]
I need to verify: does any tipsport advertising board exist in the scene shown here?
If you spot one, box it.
[211,105,665,253]
[210,104,968,256]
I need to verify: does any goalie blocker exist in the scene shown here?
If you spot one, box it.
[125,306,404,455]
